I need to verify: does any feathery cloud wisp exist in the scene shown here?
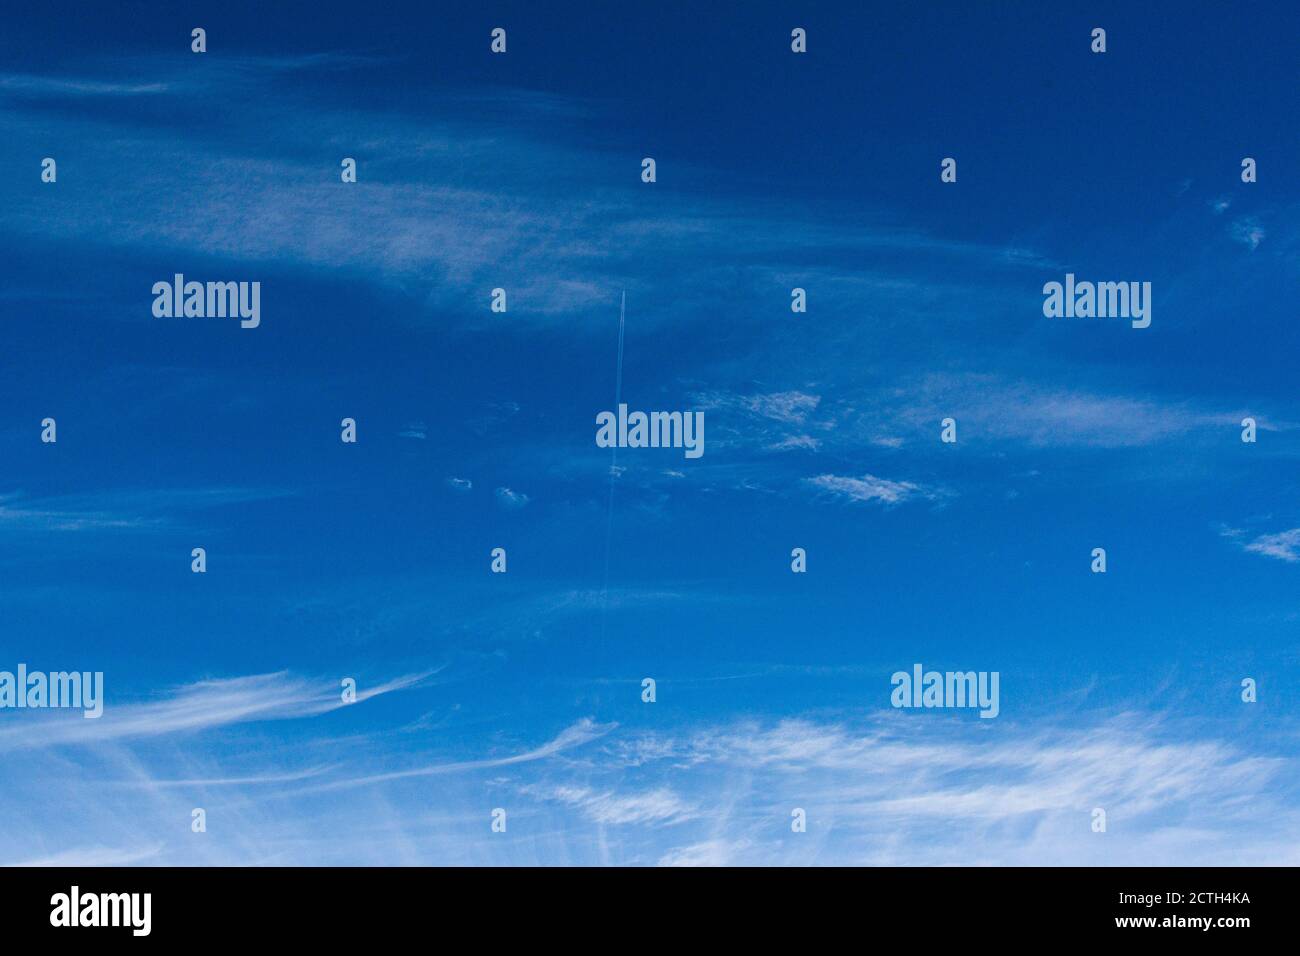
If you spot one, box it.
[805,473,928,506]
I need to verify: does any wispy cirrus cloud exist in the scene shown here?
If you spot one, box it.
[690,376,1293,472]
[693,390,823,426]
[890,374,1275,449]
[689,389,836,458]
[767,434,821,452]
[524,784,699,827]
[0,55,386,102]
[657,839,752,867]
[0,494,156,532]
[495,487,529,509]
[0,59,1057,330]
[605,713,1299,866]
[804,473,931,506]
[1239,528,1300,563]
[0,488,295,535]
[2,696,1293,866]
[0,670,432,753]
[398,422,427,440]
[0,74,169,97]
[1229,216,1266,250]
[296,717,615,794]
[744,391,822,425]
[912,379,1178,446]
[4,843,166,868]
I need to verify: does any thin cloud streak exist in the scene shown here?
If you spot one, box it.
[293,717,616,795]
[0,670,433,753]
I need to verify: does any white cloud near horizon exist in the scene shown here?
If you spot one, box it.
[606,713,1299,866]
[0,670,433,753]
[2,700,1295,866]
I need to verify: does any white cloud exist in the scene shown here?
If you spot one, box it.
[529,785,698,826]
[0,74,169,97]
[745,391,822,424]
[0,488,294,534]
[767,435,821,451]
[2,61,1047,330]
[1229,216,1265,250]
[805,473,925,505]
[300,718,615,794]
[657,839,752,867]
[1242,528,1300,563]
[4,700,1294,866]
[0,670,431,753]
[896,374,1247,449]
[5,843,166,867]
[495,487,529,509]
[695,390,822,426]
[399,422,427,439]
[608,713,1298,865]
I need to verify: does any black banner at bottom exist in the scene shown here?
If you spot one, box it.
[0,866,1280,942]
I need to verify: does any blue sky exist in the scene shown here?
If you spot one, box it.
[1,1,1298,865]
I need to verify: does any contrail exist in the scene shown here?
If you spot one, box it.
[599,290,626,639]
